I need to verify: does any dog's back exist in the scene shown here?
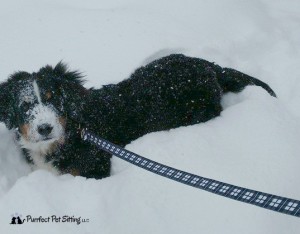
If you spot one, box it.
[85,54,276,146]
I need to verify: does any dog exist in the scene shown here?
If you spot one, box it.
[0,54,276,179]
[0,64,110,178]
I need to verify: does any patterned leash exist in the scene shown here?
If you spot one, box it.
[81,128,300,218]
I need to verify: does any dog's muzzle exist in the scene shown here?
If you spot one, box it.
[37,123,54,140]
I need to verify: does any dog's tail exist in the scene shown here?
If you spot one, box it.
[216,67,277,97]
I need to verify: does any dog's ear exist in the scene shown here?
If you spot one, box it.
[0,71,30,129]
[53,61,85,85]
[0,81,15,129]
[53,62,88,123]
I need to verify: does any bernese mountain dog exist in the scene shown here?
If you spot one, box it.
[0,54,276,179]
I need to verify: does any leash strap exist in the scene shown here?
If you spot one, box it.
[81,129,300,218]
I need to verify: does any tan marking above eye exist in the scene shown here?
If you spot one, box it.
[45,91,52,100]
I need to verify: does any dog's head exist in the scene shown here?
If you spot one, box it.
[0,62,87,155]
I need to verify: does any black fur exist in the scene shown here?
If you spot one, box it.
[0,54,276,179]
[84,54,276,147]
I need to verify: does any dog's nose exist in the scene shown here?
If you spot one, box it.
[38,124,53,136]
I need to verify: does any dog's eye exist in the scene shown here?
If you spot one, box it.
[22,102,31,112]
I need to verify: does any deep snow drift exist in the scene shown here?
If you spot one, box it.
[0,0,300,233]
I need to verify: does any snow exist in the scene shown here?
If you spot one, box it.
[1,0,300,233]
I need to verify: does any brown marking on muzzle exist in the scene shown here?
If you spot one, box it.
[59,117,66,127]
[19,124,30,140]
[48,141,60,154]
[58,117,67,145]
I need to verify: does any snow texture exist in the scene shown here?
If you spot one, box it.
[0,0,300,233]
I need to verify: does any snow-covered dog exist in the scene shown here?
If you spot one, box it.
[0,63,110,178]
[0,54,276,179]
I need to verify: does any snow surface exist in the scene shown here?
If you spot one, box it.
[1,0,300,233]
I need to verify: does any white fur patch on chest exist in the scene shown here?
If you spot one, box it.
[28,148,59,175]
